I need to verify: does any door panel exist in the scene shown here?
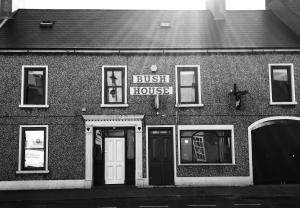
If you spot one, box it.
[252,121,300,184]
[149,129,174,185]
[105,137,125,184]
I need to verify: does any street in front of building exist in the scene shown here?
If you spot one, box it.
[1,196,300,208]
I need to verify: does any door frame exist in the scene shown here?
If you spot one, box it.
[83,115,144,188]
[146,125,176,186]
[248,116,300,185]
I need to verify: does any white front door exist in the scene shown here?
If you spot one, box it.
[105,137,125,184]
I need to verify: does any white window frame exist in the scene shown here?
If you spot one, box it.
[101,65,128,107]
[16,125,49,174]
[175,65,203,107]
[178,125,235,166]
[19,65,49,108]
[269,63,297,105]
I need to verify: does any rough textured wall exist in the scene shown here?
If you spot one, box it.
[0,52,299,180]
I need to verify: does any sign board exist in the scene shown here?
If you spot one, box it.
[0,0,12,18]
[130,87,173,95]
[133,75,169,83]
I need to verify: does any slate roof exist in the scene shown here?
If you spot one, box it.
[0,9,300,50]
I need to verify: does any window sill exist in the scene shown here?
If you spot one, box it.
[19,104,49,108]
[175,103,204,108]
[178,163,235,166]
[16,170,50,174]
[269,101,297,106]
[101,104,129,108]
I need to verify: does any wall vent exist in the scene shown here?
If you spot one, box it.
[40,20,55,28]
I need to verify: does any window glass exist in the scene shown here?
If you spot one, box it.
[177,67,199,104]
[24,69,46,105]
[22,128,46,170]
[94,129,103,161]
[104,68,125,104]
[180,130,232,164]
[180,88,195,103]
[107,71,123,86]
[180,71,195,86]
[107,87,123,103]
[271,67,292,102]
[106,129,125,137]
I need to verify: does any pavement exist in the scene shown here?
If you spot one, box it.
[0,185,300,203]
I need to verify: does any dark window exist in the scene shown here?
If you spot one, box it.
[177,67,199,104]
[104,67,125,104]
[21,127,47,170]
[23,67,47,105]
[180,130,232,164]
[270,65,293,102]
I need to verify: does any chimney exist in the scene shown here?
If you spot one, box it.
[0,0,12,19]
[206,0,226,20]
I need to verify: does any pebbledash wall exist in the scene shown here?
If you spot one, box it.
[0,52,300,190]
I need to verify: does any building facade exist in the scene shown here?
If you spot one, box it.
[1,1,300,190]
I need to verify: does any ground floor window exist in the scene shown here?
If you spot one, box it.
[17,125,49,173]
[179,125,234,164]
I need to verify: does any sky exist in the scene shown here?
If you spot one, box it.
[12,0,265,11]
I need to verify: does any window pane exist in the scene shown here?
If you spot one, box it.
[273,69,288,81]
[25,130,44,149]
[94,130,103,161]
[107,70,122,86]
[107,87,123,103]
[26,69,45,105]
[106,129,125,137]
[181,137,193,162]
[180,88,195,103]
[24,149,44,168]
[180,130,232,163]
[180,71,195,86]
[272,68,291,102]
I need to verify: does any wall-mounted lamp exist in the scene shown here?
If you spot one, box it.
[229,84,248,110]
[150,65,158,73]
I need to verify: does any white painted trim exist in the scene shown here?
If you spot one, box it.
[146,125,176,186]
[175,65,202,106]
[248,116,300,185]
[18,125,49,173]
[177,125,235,165]
[175,176,251,186]
[175,104,204,108]
[19,104,49,108]
[0,180,91,190]
[16,170,50,174]
[101,65,128,107]
[268,63,296,105]
[100,104,129,108]
[1,48,300,54]
[82,115,145,187]
[20,65,49,108]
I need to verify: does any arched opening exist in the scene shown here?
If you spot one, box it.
[250,117,300,185]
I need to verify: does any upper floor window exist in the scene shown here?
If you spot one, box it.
[17,125,49,174]
[178,125,234,165]
[269,64,296,105]
[20,66,48,108]
[101,66,128,107]
[176,65,203,107]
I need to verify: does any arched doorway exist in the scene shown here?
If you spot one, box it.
[249,117,300,185]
